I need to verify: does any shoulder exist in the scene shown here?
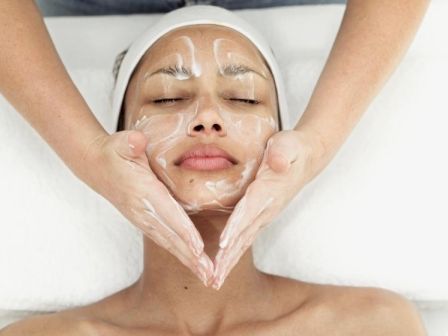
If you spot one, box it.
[300,283,427,336]
[0,311,107,336]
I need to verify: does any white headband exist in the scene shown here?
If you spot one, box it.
[111,5,289,131]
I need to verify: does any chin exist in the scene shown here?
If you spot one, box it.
[151,158,257,213]
[171,181,245,214]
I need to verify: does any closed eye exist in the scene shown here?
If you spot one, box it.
[229,98,260,105]
[152,98,184,104]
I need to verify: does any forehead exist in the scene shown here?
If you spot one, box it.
[140,24,268,69]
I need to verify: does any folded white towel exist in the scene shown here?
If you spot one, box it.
[0,2,447,312]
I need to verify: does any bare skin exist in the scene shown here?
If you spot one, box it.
[0,2,430,334]
[0,0,431,294]
[0,272,427,335]
[0,1,430,273]
[0,25,427,335]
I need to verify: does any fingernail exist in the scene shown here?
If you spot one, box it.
[192,234,204,255]
[199,268,208,286]
[198,254,210,274]
[195,268,207,286]
[189,240,200,257]
[206,257,214,276]
[195,245,203,256]
[198,262,210,281]
[219,239,228,249]
[217,267,226,287]
[212,282,220,290]
[192,242,202,257]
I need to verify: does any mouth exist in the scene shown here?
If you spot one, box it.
[174,143,238,171]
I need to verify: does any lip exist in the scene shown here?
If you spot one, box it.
[175,144,238,171]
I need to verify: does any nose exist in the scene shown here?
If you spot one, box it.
[187,100,227,137]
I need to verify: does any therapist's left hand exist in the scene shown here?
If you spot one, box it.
[211,129,326,290]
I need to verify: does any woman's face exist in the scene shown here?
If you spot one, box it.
[123,24,278,214]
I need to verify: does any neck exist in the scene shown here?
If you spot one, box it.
[125,210,275,333]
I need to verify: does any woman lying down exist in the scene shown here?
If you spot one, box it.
[1,5,426,336]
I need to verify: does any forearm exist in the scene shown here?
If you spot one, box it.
[0,1,106,176]
[295,0,430,177]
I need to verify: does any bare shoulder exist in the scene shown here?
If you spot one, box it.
[0,310,106,336]
[295,282,427,336]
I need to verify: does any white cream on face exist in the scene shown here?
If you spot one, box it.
[133,105,275,214]
[127,31,278,214]
[171,35,202,77]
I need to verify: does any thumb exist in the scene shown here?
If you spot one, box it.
[267,136,297,174]
[118,130,148,158]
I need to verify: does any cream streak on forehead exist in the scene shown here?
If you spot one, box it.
[172,35,202,77]
[213,37,268,78]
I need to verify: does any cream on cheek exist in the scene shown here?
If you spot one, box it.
[128,35,277,214]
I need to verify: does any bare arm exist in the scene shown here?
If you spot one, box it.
[0,1,106,180]
[296,0,431,179]
[0,1,210,282]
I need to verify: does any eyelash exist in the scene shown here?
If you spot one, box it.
[152,98,182,104]
[152,98,260,105]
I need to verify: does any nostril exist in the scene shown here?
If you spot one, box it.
[193,125,204,132]
[192,124,223,133]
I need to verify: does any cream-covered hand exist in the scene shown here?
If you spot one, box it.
[211,130,323,290]
[82,129,214,286]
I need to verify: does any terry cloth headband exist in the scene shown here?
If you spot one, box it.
[111,5,290,131]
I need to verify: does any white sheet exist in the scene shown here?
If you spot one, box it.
[0,2,447,317]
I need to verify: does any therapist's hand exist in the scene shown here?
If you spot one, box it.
[82,130,214,286]
[211,129,326,290]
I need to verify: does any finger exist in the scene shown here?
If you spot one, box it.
[166,192,206,255]
[113,130,152,171]
[267,151,290,174]
[147,225,209,286]
[213,236,247,290]
[143,188,215,279]
[145,181,205,257]
[254,137,273,178]
[127,130,148,157]
[266,132,299,174]
[140,205,212,286]
[116,130,148,159]
[219,193,274,250]
[218,194,249,249]
[141,195,205,266]
[213,203,273,289]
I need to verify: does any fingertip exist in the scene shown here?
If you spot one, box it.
[127,131,147,156]
[268,153,290,173]
[219,237,228,249]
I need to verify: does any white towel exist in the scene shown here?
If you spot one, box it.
[0,2,447,312]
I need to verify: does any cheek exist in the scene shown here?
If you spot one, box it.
[222,111,277,157]
[129,104,277,213]
[134,113,187,162]
[132,113,188,191]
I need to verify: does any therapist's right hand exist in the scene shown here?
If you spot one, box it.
[81,129,213,286]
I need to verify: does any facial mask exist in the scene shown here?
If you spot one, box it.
[126,33,278,214]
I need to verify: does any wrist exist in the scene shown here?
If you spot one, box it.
[70,128,109,185]
[293,126,332,182]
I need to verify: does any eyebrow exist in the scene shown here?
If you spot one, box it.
[145,63,267,80]
[146,64,191,79]
[221,63,267,80]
